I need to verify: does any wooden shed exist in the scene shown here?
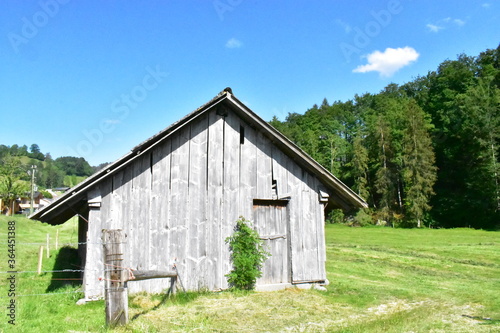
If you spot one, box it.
[31,88,367,298]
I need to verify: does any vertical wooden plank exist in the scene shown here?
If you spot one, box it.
[188,114,208,290]
[301,174,323,282]
[277,206,289,283]
[317,197,327,281]
[254,205,268,284]
[169,126,191,289]
[128,154,152,293]
[312,178,325,281]
[271,147,289,198]
[222,112,241,289]
[150,138,172,292]
[301,173,318,282]
[100,178,113,229]
[255,131,273,199]
[84,207,104,299]
[239,122,257,220]
[119,165,134,291]
[77,211,88,270]
[112,170,124,233]
[207,110,224,290]
[149,150,160,277]
[288,162,305,283]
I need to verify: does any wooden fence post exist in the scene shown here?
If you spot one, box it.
[46,234,50,258]
[102,229,128,327]
[37,246,44,275]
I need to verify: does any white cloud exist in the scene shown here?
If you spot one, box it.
[335,19,352,33]
[353,47,420,77]
[225,38,243,49]
[427,17,466,32]
[426,23,444,32]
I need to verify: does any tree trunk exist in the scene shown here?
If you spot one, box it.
[490,140,500,211]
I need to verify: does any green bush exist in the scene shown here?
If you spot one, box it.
[225,217,270,290]
[326,209,345,224]
[351,209,373,226]
[40,190,53,199]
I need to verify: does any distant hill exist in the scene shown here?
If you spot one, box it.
[0,144,104,189]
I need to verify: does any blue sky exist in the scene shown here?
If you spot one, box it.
[0,0,498,166]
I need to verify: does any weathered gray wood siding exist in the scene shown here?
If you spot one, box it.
[83,109,327,298]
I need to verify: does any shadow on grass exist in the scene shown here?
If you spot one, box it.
[46,246,82,292]
[130,290,210,321]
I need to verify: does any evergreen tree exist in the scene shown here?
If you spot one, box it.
[372,115,395,222]
[457,76,500,227]
[401,100,437,227]
[349,133,369,201]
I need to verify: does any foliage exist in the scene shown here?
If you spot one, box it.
[29,143,45,160]
[270,44,500,229]
[0,144,97,192]
[40,190,53,199]
[0,154,30,214]
[92,162,112,173]
[55,156,94,177]
[351,208,373,226]
[225,216,270,290]
[326,209,345,224]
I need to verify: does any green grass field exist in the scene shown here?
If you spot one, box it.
[0,216,499,332]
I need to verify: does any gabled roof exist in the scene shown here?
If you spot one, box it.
[31,88,367,224]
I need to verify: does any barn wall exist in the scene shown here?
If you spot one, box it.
[83,108,327,297]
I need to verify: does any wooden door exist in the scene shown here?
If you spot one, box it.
[253,199,290,285]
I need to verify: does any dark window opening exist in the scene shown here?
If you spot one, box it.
[272,179,277,197]
[240,125,245,144]
[150,153,153,174]
[253,198,289,207]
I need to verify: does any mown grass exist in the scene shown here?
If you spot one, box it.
[0,215,106,332]
[0,217,499,332]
